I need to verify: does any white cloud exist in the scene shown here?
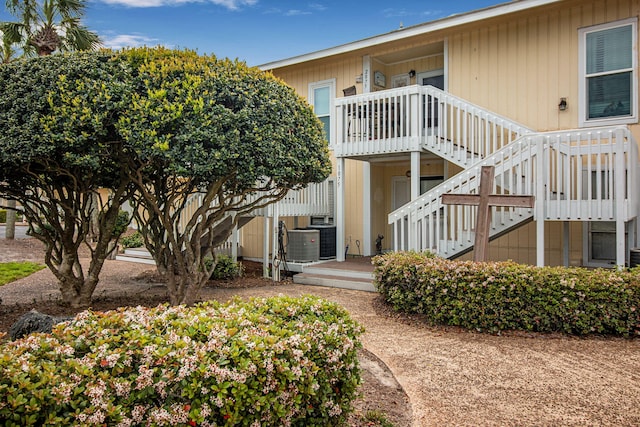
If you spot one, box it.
[265,3,325,17]
[309,3,326,12]
[99,0,257,9]
[285,9,311,16]
[383,8,442,19]
[100,33,161,49]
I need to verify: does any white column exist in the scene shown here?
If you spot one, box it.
[231,224,238,262]
[262,212,270,278]
[411,151,420,200]
[614,128,626,268]
[363,55,371,94]
[363,161,372,256]
[271,202,280,281]
[443,38,449,91]
[535,136,545,267]
[336,158,346,261]
[359,56,371,256]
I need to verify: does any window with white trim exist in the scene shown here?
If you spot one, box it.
[579,18,638,127]
[308,79,335,147]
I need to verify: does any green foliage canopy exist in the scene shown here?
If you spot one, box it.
[0,47,332,306]
[113,48,331,305]
[116,47,330,193]
[0,52,134,307]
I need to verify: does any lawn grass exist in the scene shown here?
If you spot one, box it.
[0,261,44,286]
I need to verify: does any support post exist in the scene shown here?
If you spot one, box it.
[271,202,280,281]
[362,55,371,94]
[231,224,238,262]
[336,158,346,262]
[536,137,545,267]
[5,200,16,240]
[614,128,626,268]
[263,212,270,278]
[411,151,420,200]
[363,161,372,256]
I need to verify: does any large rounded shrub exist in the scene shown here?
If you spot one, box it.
[0,296,363,426]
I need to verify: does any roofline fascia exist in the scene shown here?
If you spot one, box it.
[258,0,564,71]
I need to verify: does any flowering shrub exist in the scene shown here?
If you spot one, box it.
[0,296,363,426]
[373,252,640,336]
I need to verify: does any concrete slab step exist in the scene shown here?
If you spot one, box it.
[301,266,374,280]
[123,247,151,257]
[115,248,155,265]
[293,272,376,292]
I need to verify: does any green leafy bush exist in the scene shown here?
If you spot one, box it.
[206,255,245,280]
[0,210,24,223]
[113,211,131,239]
[120,231,143,249]
[0,295,363,426]
[373,252,640,336]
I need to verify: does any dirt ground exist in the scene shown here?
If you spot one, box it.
[2,238,640,426]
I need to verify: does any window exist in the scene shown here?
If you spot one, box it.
[309,79,335,146]
[579,18,637,127]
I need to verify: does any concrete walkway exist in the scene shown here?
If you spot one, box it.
[0,225,30,239]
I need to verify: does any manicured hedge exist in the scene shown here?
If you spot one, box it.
[0,296,363,426]
[373,251,640,336]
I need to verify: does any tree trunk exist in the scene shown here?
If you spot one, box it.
[5,199,16,240]
[59,275,92,308]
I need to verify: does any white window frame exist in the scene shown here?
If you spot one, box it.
[578,17,638,128]
[308,79,336,149]
[416,68,446,90]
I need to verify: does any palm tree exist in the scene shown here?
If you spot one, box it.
[1,0,100,57]
[1,0,99,240]
[0,33,17,63]
[0,34,18,239]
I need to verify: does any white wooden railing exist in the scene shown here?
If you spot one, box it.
[178,180,332,236]
[389,126,638,257]
[335,85,532,167]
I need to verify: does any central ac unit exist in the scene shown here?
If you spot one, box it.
[287,229,320,262]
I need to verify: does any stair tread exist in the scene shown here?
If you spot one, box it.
[295,272,373,283]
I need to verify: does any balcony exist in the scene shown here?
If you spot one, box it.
[334,85,530,167]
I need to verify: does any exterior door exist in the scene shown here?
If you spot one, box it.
[417,70,445,128]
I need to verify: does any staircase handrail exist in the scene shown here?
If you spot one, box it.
[420,85,533,166]
[388,125,636,255]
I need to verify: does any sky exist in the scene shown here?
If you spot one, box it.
[2,0,506,66]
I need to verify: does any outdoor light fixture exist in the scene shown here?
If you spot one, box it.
[409,70,416,78]
[558,98,567,111]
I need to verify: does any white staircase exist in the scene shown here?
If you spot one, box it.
[389,126,638,259]
[335,84,639,261]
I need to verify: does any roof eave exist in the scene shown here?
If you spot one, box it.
[259,0,563,71]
